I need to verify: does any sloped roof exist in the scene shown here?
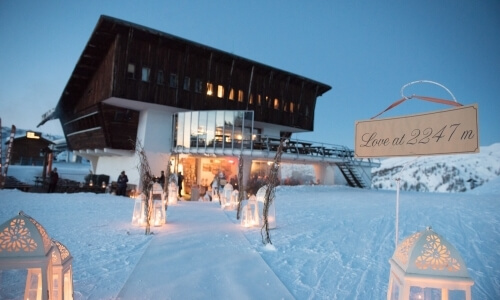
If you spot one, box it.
[392,227,471,279]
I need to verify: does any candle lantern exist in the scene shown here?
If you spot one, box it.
[230,190,239,209]
[256,186,276,229]
[168,182,178,205]
[221,183,233,210]
[387,227,474,300]
[150,182,165,226]
[131,193,147,226]
[241,195,259,227]
[0,211,74,300]
[51,239,74,300]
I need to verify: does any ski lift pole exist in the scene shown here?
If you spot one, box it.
[395,177,400,248]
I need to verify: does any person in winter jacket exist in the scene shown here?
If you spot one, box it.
[117,171,129,196]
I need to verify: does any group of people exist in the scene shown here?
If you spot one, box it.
[115,170,184,198]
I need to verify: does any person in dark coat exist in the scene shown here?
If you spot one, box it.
[159,171,165,189]
[47,168,59,193]
[117,171,129,196]
[177,172,184,197]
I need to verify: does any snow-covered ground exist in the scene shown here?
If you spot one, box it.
[1,160,499,299]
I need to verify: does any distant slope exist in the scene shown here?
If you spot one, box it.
[371,143,500,193]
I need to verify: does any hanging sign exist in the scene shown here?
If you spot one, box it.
[355,104,479,158]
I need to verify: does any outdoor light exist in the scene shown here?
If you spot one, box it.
[51,239,74,300]
[241,195,259,227]
[256,186,276,229]
[387,227,474,300]
[150,182,165,226]
[168,182,178,205]
[101,181,106,189]
[89,180,93,187]
[131,193,147,226]
[0,211,74,300]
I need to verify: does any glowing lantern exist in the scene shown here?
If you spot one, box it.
[51,239,74,300]
[168,182,178,205]
[150,182,165,226]
[0,211,74,300]
[230,190,239,209]
[241,195,259,227]
[221,183,233,210]
[131,193,147,226]
[387,227,474,300]
[256,186,276,229]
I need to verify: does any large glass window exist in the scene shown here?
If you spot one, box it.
[173,110,255,151]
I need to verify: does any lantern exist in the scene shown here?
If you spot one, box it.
[221,183,233,210]
[150,182,165,226]
[256,186,276,229]
[131,193,147,226]
[387,227,474,300]
[51,239,74,300]
[241,195,259,227]
[0,211,74,300]
[168,182,178,205]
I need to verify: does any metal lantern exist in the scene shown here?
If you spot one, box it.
[387,227,474,300]
[0,211,74,300]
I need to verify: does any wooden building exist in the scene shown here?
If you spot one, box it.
[7,132,53,166]
[39,15,376,193]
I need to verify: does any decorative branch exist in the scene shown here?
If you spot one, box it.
[236,153,244,219]
[135,139,155,235]
[261,137,287,245]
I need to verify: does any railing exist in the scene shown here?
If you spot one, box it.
[174,135,379,166]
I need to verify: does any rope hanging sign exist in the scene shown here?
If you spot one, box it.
[354,80,479,158]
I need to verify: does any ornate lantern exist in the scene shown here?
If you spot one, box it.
[241,195,259,227]
[51,239,74,300]
[168,182,178,205]
[150,182,165,226]
[387,227,474,300]
[131,193,147,226]
[0,211,74,300]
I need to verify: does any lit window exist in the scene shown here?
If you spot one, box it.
[207,82,213,96]
[238,90,244,102]
[229,88,234,100]
[184,76,191,90]
[157,71,164,85]
[289,102,294,113]
[169,73,178,88]
[127,63,135,79]
[257,94,262,106]
[249,93,254,104]
[274,98,279,109]
[217,85,224,98]
[142,67,150,82]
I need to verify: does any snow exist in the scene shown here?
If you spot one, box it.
[1,155,500,299]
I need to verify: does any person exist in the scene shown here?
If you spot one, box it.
[158,171,165,189]
[177,172,184,197]
[117,171,128,196]
[47,168,59,193]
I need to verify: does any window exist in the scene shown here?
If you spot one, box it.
[217,85,224,98]
[257,94,262,106]
[157,71,165,85]
[289,102,294,113]
[274,98,280,109]
[206,82,213,96]
[228,88,234,100]
[195,79,203,93]
[169,73,178,88]
[184,76,191,90]
[238,90,244,102]
[141,67,150,82]
[249,93,254,104]
[127,63,135,79]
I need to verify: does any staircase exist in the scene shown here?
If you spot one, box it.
[338,148,372,188]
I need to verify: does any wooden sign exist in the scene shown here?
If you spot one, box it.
[355,104,479,158]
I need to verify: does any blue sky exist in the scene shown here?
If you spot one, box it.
[1,0,499,148]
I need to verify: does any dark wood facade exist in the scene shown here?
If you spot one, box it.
[55,15,331,151]
[8,136,53,166]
